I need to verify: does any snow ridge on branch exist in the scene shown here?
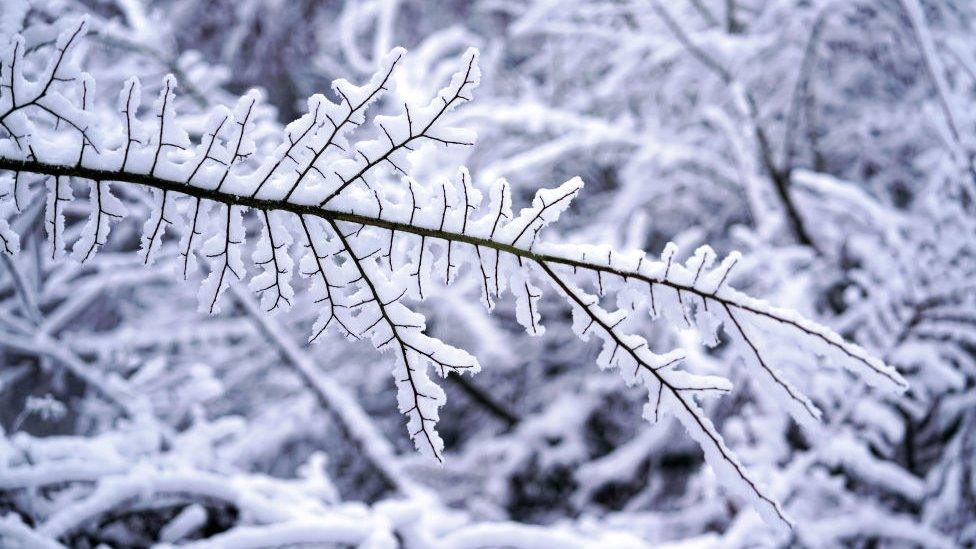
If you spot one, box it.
[0,17,907,531]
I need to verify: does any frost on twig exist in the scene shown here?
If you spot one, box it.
[0,17,907,530]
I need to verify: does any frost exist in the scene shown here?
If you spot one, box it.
[43,176,72,259]
[250,210,295,313]
[198,204,246,314]
[139,187,179,265]
[71,181,127,263]
[0,178,19,254]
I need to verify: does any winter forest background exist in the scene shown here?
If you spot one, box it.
[0,0,974,547]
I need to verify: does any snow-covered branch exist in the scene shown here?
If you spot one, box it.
[0,17,909,531]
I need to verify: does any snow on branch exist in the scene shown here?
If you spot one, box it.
[0,18,908,531]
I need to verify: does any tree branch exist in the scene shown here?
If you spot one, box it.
[0,156,904,390]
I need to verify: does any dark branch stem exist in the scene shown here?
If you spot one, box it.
[0,156,898,388]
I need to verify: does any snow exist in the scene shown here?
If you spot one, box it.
[71,181,127,263]
[197,204,246,314]
[249,209,295,313]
